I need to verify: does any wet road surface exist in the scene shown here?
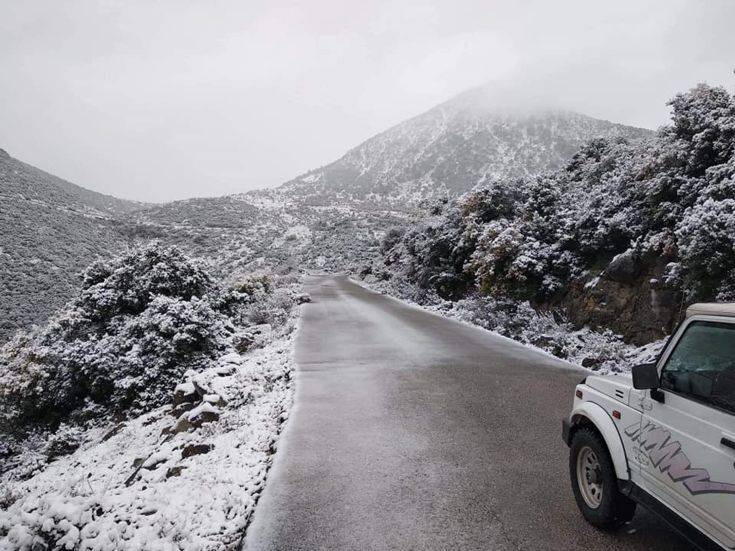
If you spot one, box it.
[244,275,691,550]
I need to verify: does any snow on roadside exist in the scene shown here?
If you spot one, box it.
[359,276,667,375]
[0,333,296,550]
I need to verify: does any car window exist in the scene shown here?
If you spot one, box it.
[660,321,735,414]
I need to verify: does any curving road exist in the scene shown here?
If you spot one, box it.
[244,275,690,551]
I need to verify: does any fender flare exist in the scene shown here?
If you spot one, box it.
[570,401,630,481]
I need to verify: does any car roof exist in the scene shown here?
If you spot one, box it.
[686,303,735,319]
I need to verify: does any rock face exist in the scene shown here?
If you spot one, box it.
[562,245,682,344]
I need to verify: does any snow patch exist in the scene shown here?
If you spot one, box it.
[0,333,297,550]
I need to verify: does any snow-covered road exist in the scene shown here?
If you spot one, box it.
[244,275,690,550]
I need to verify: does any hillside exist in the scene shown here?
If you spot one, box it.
[0,150,144,340]
[0,86,656,343]
[0,154,404,342]
[365,84,735,364]
[125,191,404,281]
[281,87,652,206]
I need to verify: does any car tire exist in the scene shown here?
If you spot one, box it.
[569,427,636,529]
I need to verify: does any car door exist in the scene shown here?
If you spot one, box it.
[638,318,735,548]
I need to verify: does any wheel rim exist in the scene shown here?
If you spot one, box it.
[576,445,603,509]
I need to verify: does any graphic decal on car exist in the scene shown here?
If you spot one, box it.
[624,421,735,496]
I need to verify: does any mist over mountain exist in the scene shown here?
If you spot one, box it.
[282,87,652,206]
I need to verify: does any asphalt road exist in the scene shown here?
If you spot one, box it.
[244,275,691,551]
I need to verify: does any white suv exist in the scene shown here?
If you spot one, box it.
[562,303,735,550]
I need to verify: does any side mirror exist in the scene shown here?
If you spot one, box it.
[632,363,660,390]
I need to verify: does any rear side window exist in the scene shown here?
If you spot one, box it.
[660,321,735,414]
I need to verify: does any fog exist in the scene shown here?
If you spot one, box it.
[1,0,733,202]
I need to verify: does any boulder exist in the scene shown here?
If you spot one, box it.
[203,393,226,406]
[601,249,641,284]
[173,381,209,406]
[166,466,186,478]
[171,403,221,434]
[581,357,603,370]
[181,444,213,459]
[170,404,219,434]
[170,400,198,418]
[172,382,198,406]
[294,293,312,304]
[142,451,168,470]
[170,418,194,434]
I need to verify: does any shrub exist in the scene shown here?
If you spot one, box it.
[0,243,237,432]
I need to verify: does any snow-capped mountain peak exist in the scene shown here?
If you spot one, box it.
[282,86,652,206]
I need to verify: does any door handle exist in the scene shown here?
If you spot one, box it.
[721,437,735,451]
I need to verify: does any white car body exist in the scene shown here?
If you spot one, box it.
[564,303,735,550]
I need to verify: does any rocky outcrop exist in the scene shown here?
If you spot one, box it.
[561,243,683,345]
[181,444,212,459]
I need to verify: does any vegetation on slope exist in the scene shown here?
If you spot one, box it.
[370,84,735,345]
[0,243,294,434]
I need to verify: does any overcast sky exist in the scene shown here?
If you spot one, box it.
[1,1,734,202]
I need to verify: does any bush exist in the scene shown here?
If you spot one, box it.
[0,243,238,432]
[242,288,297,327]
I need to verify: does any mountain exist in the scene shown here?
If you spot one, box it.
[0,87,654,342]
[281,87,652,206]
[0,149,145,340]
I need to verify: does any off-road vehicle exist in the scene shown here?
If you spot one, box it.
[563,303,735,550]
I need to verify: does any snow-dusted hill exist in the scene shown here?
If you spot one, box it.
[281,87,652,206]
[126,190,405,282]
[0,150,147,340]
[0,149,407,342]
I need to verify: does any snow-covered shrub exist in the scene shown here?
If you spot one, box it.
[677,198,735,299]
[0,243,240,432]
[242,288,297,328]
[0,244,305,549]
[42,424,84,462]
[380,227,406,256]
[232,273,272,296]
[379,83,735,311]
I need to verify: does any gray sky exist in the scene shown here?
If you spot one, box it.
[1,0,734,202]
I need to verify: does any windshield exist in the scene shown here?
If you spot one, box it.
[660,321,735,413]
